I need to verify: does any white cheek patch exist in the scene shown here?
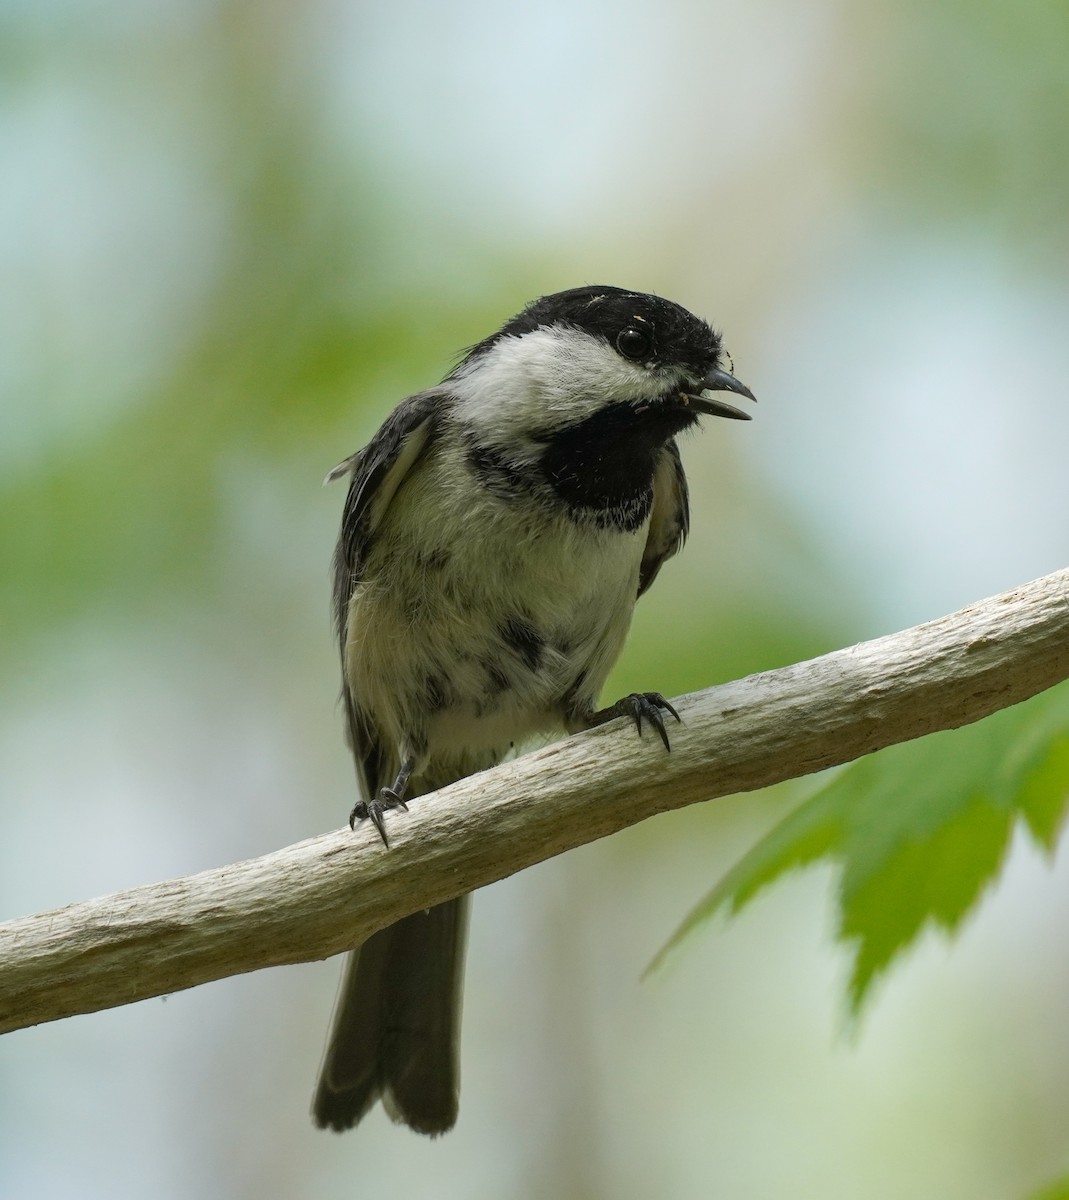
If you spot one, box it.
[450,326,677,451]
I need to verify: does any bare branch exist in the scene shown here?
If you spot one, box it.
[2,567,1067,1035]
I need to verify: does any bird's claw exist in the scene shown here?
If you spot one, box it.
[614,691,681,751]
[349,787,409,847]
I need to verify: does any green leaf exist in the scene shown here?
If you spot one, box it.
[649,681,1069,1011]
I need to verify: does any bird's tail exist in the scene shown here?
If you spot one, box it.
[312,895,470,1135]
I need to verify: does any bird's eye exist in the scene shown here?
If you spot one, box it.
[616,327,652,360]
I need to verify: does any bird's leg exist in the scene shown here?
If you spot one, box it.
[349,755,415,847]
[580,692,681,751]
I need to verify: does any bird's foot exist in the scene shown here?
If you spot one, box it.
[349,787,409,847]
[588,691,681,751]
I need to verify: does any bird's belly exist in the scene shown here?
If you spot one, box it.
[345,495,646,762]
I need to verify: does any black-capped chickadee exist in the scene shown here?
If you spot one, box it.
[313,285,755,1135]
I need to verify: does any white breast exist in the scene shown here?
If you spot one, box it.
[344,435,647,765]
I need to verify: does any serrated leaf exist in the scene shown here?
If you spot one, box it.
[839,787,1012,1008]
[1017,735,1069,851]
[645,784,844,975]
[650,681,1069,1010]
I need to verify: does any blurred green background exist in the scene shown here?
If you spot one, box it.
[2,2,1069,1198]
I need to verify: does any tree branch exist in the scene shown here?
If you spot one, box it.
[3,568,1068,1035]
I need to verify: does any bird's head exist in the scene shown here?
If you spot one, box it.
[449,286,755,453]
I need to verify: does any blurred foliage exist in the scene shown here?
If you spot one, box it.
[0,2,525,659]
[652,680,1069,1010]
[1028,1178,1069,1200]
[0,287,495,640]
[859,0,1069,254]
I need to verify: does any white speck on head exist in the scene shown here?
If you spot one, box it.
[448,325,683,452]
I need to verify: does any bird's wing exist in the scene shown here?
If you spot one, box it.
[638,439,690,598]
[328,389,442,795]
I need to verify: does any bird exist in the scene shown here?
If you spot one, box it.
[312,284,754,1135]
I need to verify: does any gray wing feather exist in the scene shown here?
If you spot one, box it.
[328,389,442,793]
[638,439,690,597]
[330,389,442,641]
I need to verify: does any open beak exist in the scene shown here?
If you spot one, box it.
[683,365,757,421]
